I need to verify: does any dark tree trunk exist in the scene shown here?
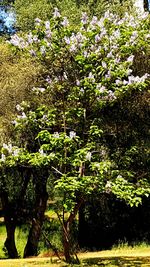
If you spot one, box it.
[1,191,18,258]
[24,171,48,258]
[0,168,31,258]
[4,219,18,258]
[78,203,86,248]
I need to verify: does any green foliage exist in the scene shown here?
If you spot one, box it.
[14,0,135,32]
[14,0,53,31]
[0,42,41,144]
[4,9,150,209]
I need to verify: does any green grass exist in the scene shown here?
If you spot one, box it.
[111,241,150,255]
[1,254,150,267]
[0,222,28,258]
[15,226,28,257]
[1,242,150,266]
[1,219,150,266]
[0,223,6,258]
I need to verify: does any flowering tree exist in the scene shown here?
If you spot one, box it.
[1,8,150,261]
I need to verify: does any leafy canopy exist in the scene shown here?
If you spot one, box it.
[1,9,150,211]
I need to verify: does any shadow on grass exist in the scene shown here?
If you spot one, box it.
[82,257,150,267]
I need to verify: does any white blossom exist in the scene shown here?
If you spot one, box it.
[46,76,52,84]
[85,152,92,161]
[16,104,23,112]
[69,131,76,139]
[80,88,84,93]
[13,148,20,156]
[61,17,69,27]
[88,72,95,80]
[69,44,77,52]
[32,87,45,94]
[39,148,46,156]
[96,85,106,93]
[40,45,46,55]
[115,79,122,85]
[35,18,41,26]
[33,35,39,42]
[95,34,101,43]
[45,21,50,29]
[117,175,123,179]
[29,49,36,56]
[20,112,27,119]
[3,143,13,153]
[53,132,59,138]
[107,51,113,58]
[1,153,6,162]
[105,71,111,79]
[90,16,98,26]
[27,32,33,44]
[102,61,107,68]
[63,72,68,80]
[76,80,80,86]
[127,55,134,63]
[64,36,70,45]
[81,12,88,24]
[9,34,27,48]
[45,30,52,39]
[53,8,60,18]
[105,181,112,193]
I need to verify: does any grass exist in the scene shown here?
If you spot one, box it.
[0,222,28,258]
[1,218,150,266]
[1,253,150,267]
[0,223,6,258]
[1,244,150,266]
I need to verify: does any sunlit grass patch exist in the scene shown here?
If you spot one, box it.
[111,242,150,256]
[0,258,67,267]
[0,222,6,258]
[0,223,28,259]
[2,256,150,267]
[15,226,28,257]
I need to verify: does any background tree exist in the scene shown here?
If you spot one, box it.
[13,0,133,32]
[0,41,42,142]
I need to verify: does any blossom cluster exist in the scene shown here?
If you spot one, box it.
[8,8,150,120]
[0,143,22,162]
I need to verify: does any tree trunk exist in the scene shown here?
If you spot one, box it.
[62,197,84,263]
[63,221,72,263]
[1,191,18,258]
[24,172,48,258]
[78,203,86,248]
[0,168,31,259]
[4,219,18,258]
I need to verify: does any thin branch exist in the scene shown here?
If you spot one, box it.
[51,166,63,176]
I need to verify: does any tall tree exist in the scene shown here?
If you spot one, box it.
[2,8,149,262]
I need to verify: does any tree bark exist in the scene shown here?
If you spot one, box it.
[4,219,18,258]
[63,221,72,263]
[0,168,31,258]
[78,203,86,248]
[1,191,18,258]
[62,197,84,263]
[24,171,48,258]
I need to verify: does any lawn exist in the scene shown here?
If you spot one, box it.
[1,217,150,266]
[0,222,28,258]
[1,249,150,267]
